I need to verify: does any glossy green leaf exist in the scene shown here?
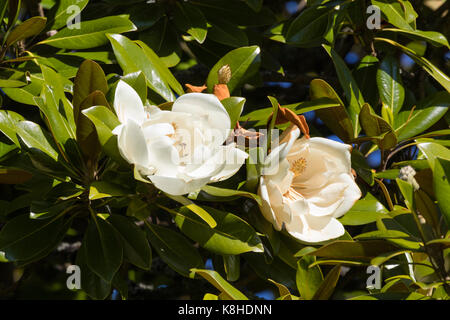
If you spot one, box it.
[395,92,450,141]
[308,240,398,261]
[108,34,179,101]
[309,79,354,142]
[0,110,24,146]
[47,0,89,30]
[173,2,207,43]
[39,15,137,49]
[16,121,59,160]
[0,213,64,261]
[108,214,152,270]
[377,55,404,115]
[375,37,450,92]
[145,222,203,277]
[85,217,123,283]
[433,157,450,227]
[372,0,414,30]
[312,264,341,300]
[323,44,364,136]
[359,103,397,149]
[296,255,323,300]
[380,28,449,48]
[190,268,248,300]
[206,46,260,95]
[76,240,111,300]
[6,16,47,47]
[89,181,129,200]
[173,205,263,255]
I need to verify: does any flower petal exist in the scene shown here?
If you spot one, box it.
[114,80,146,124]
[117,119,149,168]
[286,214,345,243]
[210,145,248,182]
[172,93,231,144]
[149,174,211,196]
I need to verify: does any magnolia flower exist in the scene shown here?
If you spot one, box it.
[258,127,361,243]
[112,80,248,195]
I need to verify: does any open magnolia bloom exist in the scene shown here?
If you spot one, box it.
[258,126,361,243]
[112,80,248,195]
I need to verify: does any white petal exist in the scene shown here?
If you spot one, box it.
[142,123,174,141]
[286,214,345,243]
[114,80,146,124]
[331,173,362,218]
[172,93,231,144]
[117,119,149,168]
[210,145,248,182]
[147,136,180,177]
[149,174,211,196]
[262,127,300,176]
[258,177,283,230]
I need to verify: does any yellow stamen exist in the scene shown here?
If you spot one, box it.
[290,157,307,176]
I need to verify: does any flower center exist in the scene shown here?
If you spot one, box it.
[290,157,307,176]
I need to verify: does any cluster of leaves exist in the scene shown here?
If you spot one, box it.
[0,0,449,300]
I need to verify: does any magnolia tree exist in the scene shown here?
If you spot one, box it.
[0,0,449,300]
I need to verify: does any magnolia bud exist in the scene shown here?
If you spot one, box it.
[218,65,231,84]
[399,165,420,191]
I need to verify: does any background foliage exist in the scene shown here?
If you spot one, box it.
[0,0,449,300]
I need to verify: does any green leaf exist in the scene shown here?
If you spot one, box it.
[285,4,334,47]
[145,222,203,277]
[353,55,379,108]
[296,255,323,300]
[312,264,341,300]
[309,79,354,142]
[199,185,261,206]
[359,103,397,149]
[206,46,260,95]
[395,92,450,141]
[339,193,388,226]
[221,97,245,128]
[16,120,59,161]
[81,105,123,163]
[173,2,207,44]
[308,240,398,261]
[207,19,248,48]
[121,71,147,104]
[166,195,217,228]
[375,37,450,92]
[76,240,111,300]
[39,15,137,49]
[380,28,449,49]
[85,217,123,283]
[190,268,248,300]
[433,158,450,227]
[372,0,414,30]
[73,59,109,116]
[89,181,129,200]
[75,90,108,162]
[108,34,181,101]
[0,214,64,261]
[173,205,264,255]
[223,254,240,282]
[47,0,89,30]
[377,55,404,115]
[0,110,24,146]
[414,189,440,231]
[323,44,364,136]
[351,148,374,185]
[108,214,152,270]
[34,85,75,146]
[6,16,47,47]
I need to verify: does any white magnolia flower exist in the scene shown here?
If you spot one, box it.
[258,127,361,243]
[112,80,248,195]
